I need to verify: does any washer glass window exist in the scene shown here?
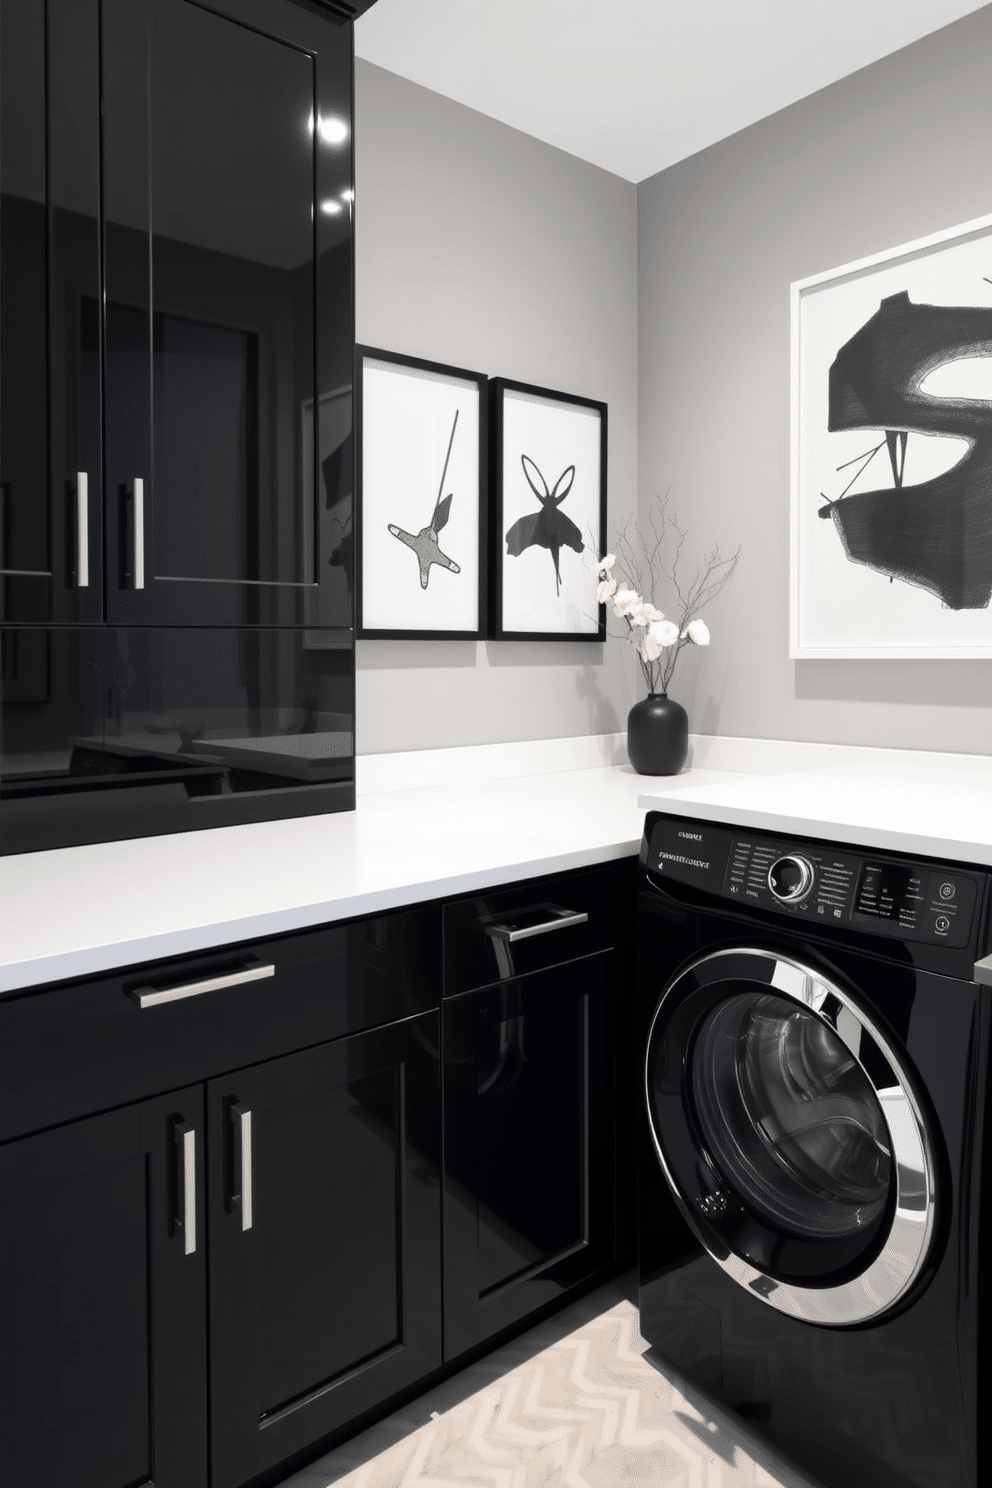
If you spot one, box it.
[690,992,891,1240]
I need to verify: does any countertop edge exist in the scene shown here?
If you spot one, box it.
[0,835,643,995]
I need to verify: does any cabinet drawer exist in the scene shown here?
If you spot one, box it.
[443,864,621,996]
[0,903,440,1143]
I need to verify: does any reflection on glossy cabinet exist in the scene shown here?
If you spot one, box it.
[442,952,618,1359]
[1,0,358,850]
[0,0,103,624]
[0,1086,208,1488]
[1,0,354,631]
[102,0,353,628]
[207,1012,443,1488]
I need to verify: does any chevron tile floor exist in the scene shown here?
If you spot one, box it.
[277,1274,819,1488]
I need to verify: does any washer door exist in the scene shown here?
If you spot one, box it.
[645,948,937,1325]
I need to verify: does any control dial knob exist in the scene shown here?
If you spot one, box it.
[768,853,815,904]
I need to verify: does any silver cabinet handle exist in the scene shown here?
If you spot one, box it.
[975,953,992,986]
[485,906,589,943]
[231,1102,253,1231]
[76,472,89,588]
[173,1120,197,1256]
[131,959,274,1009]
[133,477,145,589]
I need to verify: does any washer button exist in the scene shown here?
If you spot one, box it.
[938,882,956,901]
[935,915,951,934]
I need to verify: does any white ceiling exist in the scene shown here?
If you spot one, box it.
[355,0,986,182]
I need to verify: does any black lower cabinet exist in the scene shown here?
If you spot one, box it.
[442,950,617,1359]
[207,1012,443,1488]
[0,1086,207,1488]
[0,864,631,1488]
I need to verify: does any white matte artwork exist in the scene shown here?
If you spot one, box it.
[791,212,992,658]
[500,389,601,636]
[361,358,480,634]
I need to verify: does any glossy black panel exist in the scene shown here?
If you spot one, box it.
[443,952,617,1359]
[0,1087,207,1488]
[0,0,102,623]
[102,0,353,627]
[0,903,441,1143]
[443,862,622,995]
[637,873,992,1488]
[0,625,354,852]
[207,1013,442,1488]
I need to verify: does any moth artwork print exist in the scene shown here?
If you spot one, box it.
[492,380,607,641]
[505,454,583,597]
[791,213,992,658]
[357,349,486,639]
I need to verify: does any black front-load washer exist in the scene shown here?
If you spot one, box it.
[638,810,992,1488]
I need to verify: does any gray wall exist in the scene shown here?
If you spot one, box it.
[637,5,992,756]
[354,61,638,755]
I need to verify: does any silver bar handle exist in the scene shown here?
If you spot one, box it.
[131,959,274,1010]
[174,1119,196,1256]
[975,953,992,987]
[133,477,145,589]
[231,1102,253,1231]
[76,472,89,587]
[485,907,589,944]
[183,1125,196,1254]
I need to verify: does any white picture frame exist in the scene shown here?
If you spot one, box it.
[790,211,992,659]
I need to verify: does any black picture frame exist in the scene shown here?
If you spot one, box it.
[356,346,488,640]
[490,378,607,642]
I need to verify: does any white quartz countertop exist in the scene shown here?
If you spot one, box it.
[1,733,723,995]
[3,730,991,995]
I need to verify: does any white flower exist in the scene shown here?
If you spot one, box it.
[612,588,641,618]
[597,578,617,604]
[597,553,617,577]
[639,602,665,623]
[640,632,662,662]
[649,619,679,647]
[682,618,710,645]
[627,601,651,628]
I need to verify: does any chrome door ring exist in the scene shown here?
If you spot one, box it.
[645,947,937,1326]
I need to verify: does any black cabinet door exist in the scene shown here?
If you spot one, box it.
[442,952,618,1359]
[207,1011,442,1488]
[0,0,102,624]
[102,0,354,628]
[0,1086,207,1488]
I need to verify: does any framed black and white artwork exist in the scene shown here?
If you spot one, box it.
[490,379,607,641]
[356,347,487,639]
[791,211,992,658]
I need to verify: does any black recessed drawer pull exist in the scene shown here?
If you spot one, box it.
[485,906,589,944]
[129,957,275,1010]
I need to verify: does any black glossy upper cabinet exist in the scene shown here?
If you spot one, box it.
[102,0,354,628]
[0,0,103,624]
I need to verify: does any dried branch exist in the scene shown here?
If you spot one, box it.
[595,495,739,697]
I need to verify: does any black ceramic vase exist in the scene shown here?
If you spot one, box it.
[627,693,688,776]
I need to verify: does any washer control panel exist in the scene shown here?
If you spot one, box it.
[727,833,979,947]
[645,814,984,951]
[728,836,859,921]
